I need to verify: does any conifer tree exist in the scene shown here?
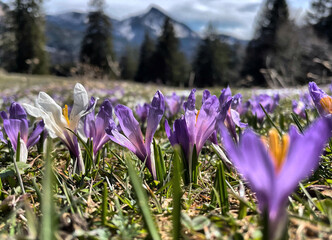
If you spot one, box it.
[241,0,289,85]
[0,2,16,71]
[135,32,155,83]
[193,24,229,87]
[153,17,186,86]
[119,46,138,80]
[80,0,114,76]
[13,0,48,74]
[308,0,332,43]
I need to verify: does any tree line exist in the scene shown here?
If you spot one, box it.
[1,0,332,87]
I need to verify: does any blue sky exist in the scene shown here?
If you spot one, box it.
[5,0,311,40]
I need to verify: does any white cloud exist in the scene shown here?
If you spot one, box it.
[24,0,312,40]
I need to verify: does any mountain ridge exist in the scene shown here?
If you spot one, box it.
[45,5,247,65]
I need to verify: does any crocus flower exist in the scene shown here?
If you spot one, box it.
[231,93,242,110]
[135,103,150,123]
[165,89,219,183]
[165,92,183,118]
[220,118,332,239]
[250,94,279,121]
[309,81,332,116]
[237,100,251,116]
[83,99,113,157]
[293,92,315,119]
[0,102,44,162]
[300,93,314,109]
[292,100,306,119]
[106,91,165,180]
[23,83,95,174]
[217,88,247,143]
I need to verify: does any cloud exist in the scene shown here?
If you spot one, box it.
[238,3,261,12]
[167,0,262,39]
[39,0,311,40]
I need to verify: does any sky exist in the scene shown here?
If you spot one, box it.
[6,0,311,40]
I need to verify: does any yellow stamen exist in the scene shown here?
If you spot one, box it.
[319,96,332,114]
[266,128,290,173]
[62,104,70,126]
[196,110,200,124]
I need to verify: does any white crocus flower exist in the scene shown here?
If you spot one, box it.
[23,83,94,174]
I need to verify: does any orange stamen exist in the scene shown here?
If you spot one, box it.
[265,128,290,173]
[319,96,332,114]
[196,110,200,124]
[62,104,70,126]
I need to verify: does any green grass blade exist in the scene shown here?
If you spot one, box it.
[102,182,108,226]
[40,139,56,240]
[125,156,161,240]
[216,161,229,215]
[153,138,166,183]
[14,132,25,194]
[192,144,199,184]
[260,103,282,136]
[291,113,304,133]
[172,145,183,239]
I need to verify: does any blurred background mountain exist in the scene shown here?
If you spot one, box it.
[1,0,332,87]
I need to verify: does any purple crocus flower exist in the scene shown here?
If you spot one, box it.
[0,102,44,162]
[83,99,113,157]
[250,94,279,121]
[165,92,184,118]
[300,93,314,109]
[231,93,242,111]
[220,118,332,239]
[237,100,250,116]
[293,92,316,119]
[292,100,306,119]
[202,90,218,145]
[165,89,219,183]
[106,91,165,180]
[308,82,332,116]
[135,103,150,123]
[217,88,247,143]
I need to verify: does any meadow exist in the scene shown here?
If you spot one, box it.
[0,71,331,240]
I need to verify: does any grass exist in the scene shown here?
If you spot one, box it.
[0,71,331,239]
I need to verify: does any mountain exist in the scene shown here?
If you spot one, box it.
[44,5,247,65]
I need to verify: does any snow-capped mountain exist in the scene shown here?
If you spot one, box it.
[113,6,200,42]
[45,5,246,65]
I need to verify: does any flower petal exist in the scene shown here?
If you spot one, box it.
[173,117,191,161]
[221,126,275,211]
[27,120,45,149]
[195,95,219,153]
[184,89,196,143]
[165,119,178,146]
[36,92,67,128]
[219,86,232,105]
[9,102,27,119]
[69,83,89,128]
[145,90,165,152]
[230,109,247,128]
[276,117,332,207]
[114,105,146,156]
[202,90,211,104]
[308,82,328,116]
[2,118,28,150]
